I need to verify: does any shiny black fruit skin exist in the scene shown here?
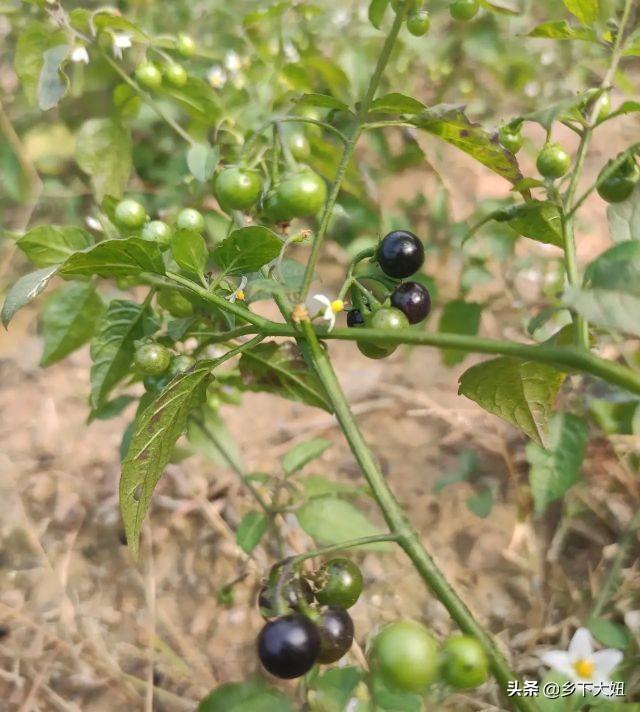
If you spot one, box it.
[258,577,314,619]
[377,230,425,279]
[347,309,365,327]
[390,282,432,324]
[316,607,354,664]
[257,614,320,679]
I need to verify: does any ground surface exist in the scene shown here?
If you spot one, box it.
[0,116,638,711]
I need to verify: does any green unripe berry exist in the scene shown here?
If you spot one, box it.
[536,143,571,180]
[289,132,311,161]
[407,10,431,36]
[134,343,171,376]
[176,34,196,58]
[115,199,147,229]
[135,62,163,90]
[176,208,205,232]
[164,63,188,88]
[449,0,480,21]
[142,220,172,249]
[498,124,524,154]
[441,635,489,689]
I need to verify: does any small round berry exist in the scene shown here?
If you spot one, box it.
[277,169,327,218]
[115,199,147,229]
[176,208,205,232]
[597,158,639,203]
[371,620,440,692]
[135,62,162,90]
[498,124,523,154]
[261,190,293,224]
[377,230,424,279]
[314,558,363,609]
[168,355,196,376]
[142,220,172,249]
[257,614,320,679]
[258,577,314,619]
[449,0,480,21]
[441,635,489,689]
[316,607,354,664]
[537,143,571,180]
[164,63,188,88]
[215,167,263,211]
[176,33,196,58]
[347,309,365,328]
[390,282,431,324]
[134,343,171,376]
[157,289,194,317]
[357,341,396,360]
[370,306,410,331]
[289,131,311,161]
[407,10,431,36]
[391,0,422,12]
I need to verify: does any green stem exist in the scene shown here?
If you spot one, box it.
[299,321,538,712]
[561,0,635,350]
[298,6,408,300]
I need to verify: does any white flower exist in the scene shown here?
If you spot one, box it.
[224,51,241,73]
[71,45,89,64]
[540,627,623,692]
[283,41,299,62]
[226,276,247,304]
[207,65,227,89]
[112,33,132,59]
[85,216,103,232]
[313,294,344,332]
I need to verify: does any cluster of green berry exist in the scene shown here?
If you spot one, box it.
[113,197,205,247]
[392,0,480,36]
[257,558,362,678]
[256,557,488,692]
[349,230,431,359]
[132,33,195,91]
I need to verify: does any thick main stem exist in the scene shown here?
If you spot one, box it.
[298,6,408,300]
[300,321,539,712]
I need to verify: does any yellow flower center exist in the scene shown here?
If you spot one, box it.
[573,659,595,679]
[331,299,344,314]
[236,290,245,301]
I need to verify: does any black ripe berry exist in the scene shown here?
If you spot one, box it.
[347,309,365,327]
[377,230,424,279]
[257,614,320,679]
[316,607,354,664]
[390,282,432,324]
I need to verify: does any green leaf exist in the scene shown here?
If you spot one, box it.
[38,44,69,110]
[1,266,58,328]
[239,342,333,412]
[370,93,426,114]
[411,105,522,185]
[282,438,331,476]
[213,227,281,276]
[187,142,219,182]
[438,300,483,366]
[478,0,519,15]
[120,362,213,557]
[370,674,423,712]
[75,118,132,200]
[586,618,629,650]
[368,0,389,29]
[459,357,566,446]
[171,229,207,277]
[295,92,350,112]
[198,680,294,712]
[309,667,363,711]
[564,241,640,336]
[525,413,587,513]
[466,488,493,518]
[89,300,157,408]
[434,450,478,492]
[40,283,104,366]
[563,0,598,25]
[17,225,94,267]
[91,10,150,42]
[302,474,362,499]
[59,237,165,278]
[236,511,269,554]
[14,22,66,106]
[607,184,640,243]
[500,201,563,247]
[89,395,136,423]
[296,496,389,550]
[527,20,597,41]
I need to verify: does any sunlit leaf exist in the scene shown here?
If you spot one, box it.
[213,227,281,275]
[60,237,165,278]
[1,266,58,328]
[17,225,94,267]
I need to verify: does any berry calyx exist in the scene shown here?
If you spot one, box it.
[176,208,205,232]
[142,220,172,249]
[536,143,571,180]
[449,0,480,21]
[257,614,320,679]
[390,281,431,324]
[215,167,263,211]
[134,343,171,376]
[314,558,363,609]
[371,620,440,692]
[115,199,147,230]
[407,10,431,36]
[316,607,354,664]
[440,635,489,689]
[135,62,162,90]
[377,230,424,279]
